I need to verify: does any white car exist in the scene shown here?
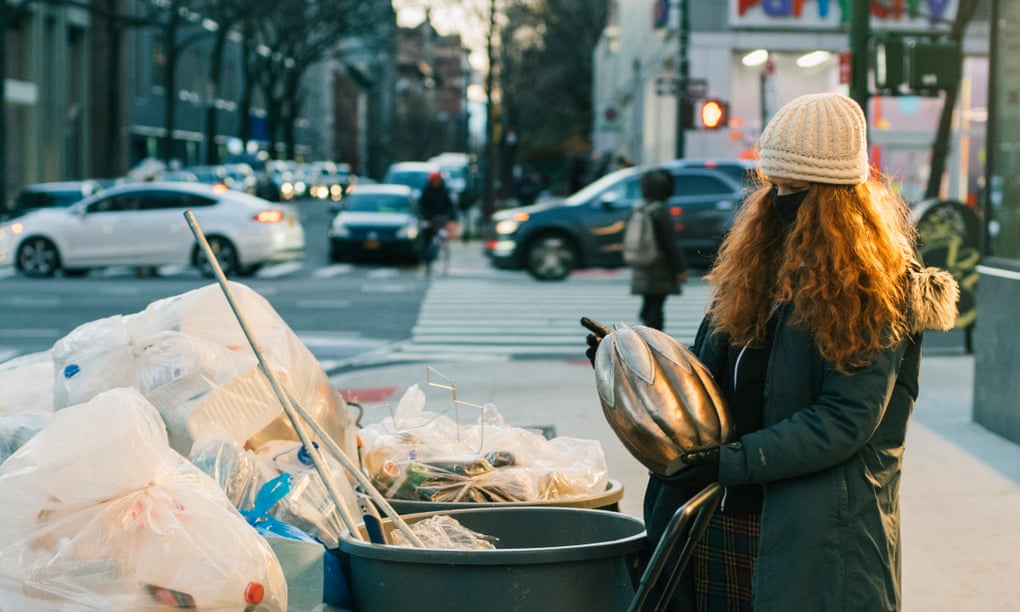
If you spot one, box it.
[0,182,304,278]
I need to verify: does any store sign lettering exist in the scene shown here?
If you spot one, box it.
[737,0,952,21]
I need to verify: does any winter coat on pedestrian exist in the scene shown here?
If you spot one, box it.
[644,263,959,611]
[629,200,687,297]
[419,178,455,223]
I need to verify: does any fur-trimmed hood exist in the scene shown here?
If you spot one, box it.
[906,264,960,334]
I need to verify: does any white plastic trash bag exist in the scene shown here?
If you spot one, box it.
[0,350,55,462]
[50,282,357,460]
[0,387,287,611]
[0,349,55,416]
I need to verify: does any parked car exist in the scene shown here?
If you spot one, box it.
[5,180,104,220]
[265,160,306,201]
[383,161,442,200]
[0,182,304,278]
[483,162,751,280]
[154,169,200,184]
[182,165,232,190]
[303,161,346,201]
[327,184,423,264]
[220,163,259,195]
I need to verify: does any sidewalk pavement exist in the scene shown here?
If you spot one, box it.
[333,241,1020,611]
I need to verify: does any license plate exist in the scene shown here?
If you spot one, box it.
[364,239,380,249]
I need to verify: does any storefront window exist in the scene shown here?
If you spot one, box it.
[988,2,1020,263]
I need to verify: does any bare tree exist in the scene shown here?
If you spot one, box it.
[138,0,217,163]
[247,0,388,159]
[498,0,610,193]
[192,0,264,164]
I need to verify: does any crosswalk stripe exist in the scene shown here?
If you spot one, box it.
[350,273,710,367]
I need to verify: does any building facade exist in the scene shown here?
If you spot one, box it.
[3,0,414,201]
[2,2,92,202]
[391,18,470,165]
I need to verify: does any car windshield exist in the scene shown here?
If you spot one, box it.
[564,167,643,205]
[345,194,412,214]
[385,170,432,189]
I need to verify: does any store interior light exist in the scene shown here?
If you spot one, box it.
[742,49,769,67]
[797,51,832,68]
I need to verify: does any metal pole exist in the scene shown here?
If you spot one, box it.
[482,0,498,225]
[183,210,425,547]
[848,0,870,123]
[675,0,689,159]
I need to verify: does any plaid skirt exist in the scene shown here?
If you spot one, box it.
[692,512,761,612]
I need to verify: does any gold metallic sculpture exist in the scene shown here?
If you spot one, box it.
[594,324,734,476]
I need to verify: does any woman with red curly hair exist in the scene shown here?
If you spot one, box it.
[641,93,960,611]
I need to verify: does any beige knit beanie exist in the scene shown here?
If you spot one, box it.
[758,92,870,185]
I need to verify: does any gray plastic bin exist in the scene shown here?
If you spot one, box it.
[338,506,647,612]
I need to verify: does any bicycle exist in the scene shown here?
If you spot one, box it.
[423,218,451,277]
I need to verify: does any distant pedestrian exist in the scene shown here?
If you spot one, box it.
[625,168,687,331]
[419,172,455,260]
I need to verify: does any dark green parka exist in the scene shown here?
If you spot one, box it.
[712,266,957,611]
[644,265,958,611]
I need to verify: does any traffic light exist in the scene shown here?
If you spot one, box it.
[873,34,907,92]
[908,41,961,92]
[870,33,961,96]
[700,99,728,130]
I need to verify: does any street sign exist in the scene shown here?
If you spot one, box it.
[685,78,707,99]
[655,77,707,99]
[655,76,678,96]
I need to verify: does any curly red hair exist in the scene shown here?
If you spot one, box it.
[706,176,916,373]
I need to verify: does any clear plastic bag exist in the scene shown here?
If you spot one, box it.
[252,439,360,549]
[0,387,287,611]
[390,514,499,550]
[49,282,358,461]
[190,436,361,549]
[0,349,55,417]
[359,384,609,504]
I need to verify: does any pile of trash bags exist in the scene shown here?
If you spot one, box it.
[0,282,357,610]
[0,281,612,609]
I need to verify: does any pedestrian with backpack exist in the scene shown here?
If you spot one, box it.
[624,168,688,330]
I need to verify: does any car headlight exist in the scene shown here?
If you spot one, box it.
[396,223,420,240]
[494,219,520,235]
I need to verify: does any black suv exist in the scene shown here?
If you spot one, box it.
[483,160,755,280]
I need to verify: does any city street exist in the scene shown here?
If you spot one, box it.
[1,214,1011,611]
[0,193,711,373]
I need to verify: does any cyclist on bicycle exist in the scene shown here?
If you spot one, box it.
[419,171,456,262]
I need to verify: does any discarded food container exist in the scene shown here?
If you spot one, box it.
[338,506,646,612]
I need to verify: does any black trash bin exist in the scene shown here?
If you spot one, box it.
[338,506,646,612]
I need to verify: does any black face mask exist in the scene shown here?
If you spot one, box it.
[771,188,809,226]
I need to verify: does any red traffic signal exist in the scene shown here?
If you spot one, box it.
[700,99,728,129]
